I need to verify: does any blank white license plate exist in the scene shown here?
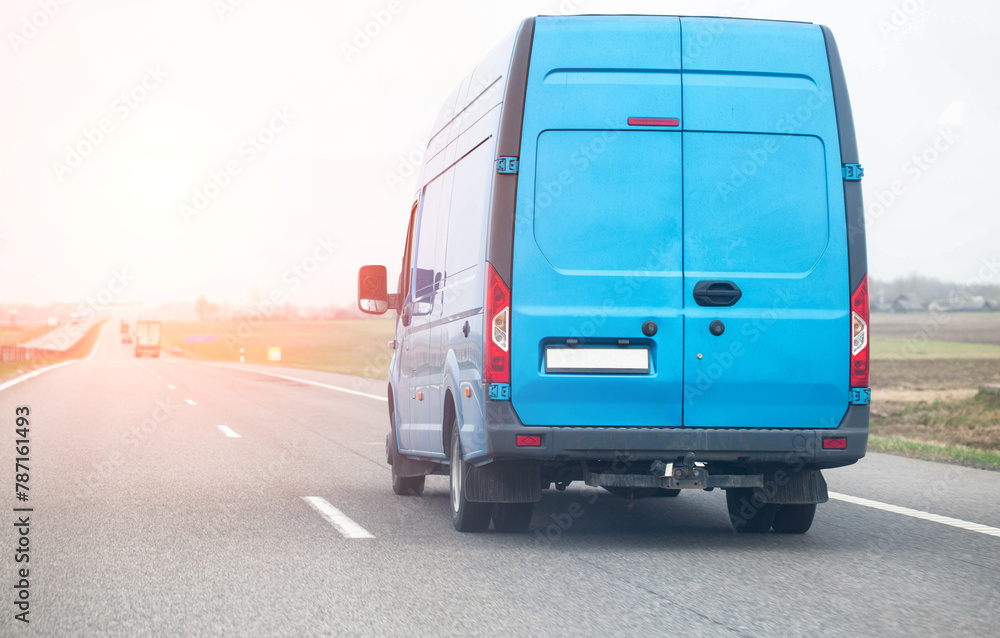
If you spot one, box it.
[545,347,650,374]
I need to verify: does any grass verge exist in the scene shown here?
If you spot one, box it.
[868,435,1000,471]
[0,323,53,347]
[871,390,1000,450]
[160,320,396,378]
[0,321,104,385]
[870,337,1000,360]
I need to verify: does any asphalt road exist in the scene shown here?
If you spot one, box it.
[2,322,999,636]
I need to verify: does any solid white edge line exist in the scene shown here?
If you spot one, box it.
[184,399,197,405]
[190,362,387,402]
[829,491,1000,539]
[0,321,105,393]
[216,425,241,438]
[302,496,375,539]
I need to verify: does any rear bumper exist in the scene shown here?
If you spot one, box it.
[479,403,868,468]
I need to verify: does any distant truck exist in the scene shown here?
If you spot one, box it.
[134,321,161,358]
[120,320,132,344]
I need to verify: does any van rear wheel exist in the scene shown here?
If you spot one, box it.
[492,503,534,533]
[449,428,492,532]
[771,503,816,534]
[726,488,777,533]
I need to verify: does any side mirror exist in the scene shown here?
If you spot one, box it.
[358,265,391,314]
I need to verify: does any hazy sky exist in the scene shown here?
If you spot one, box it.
[1,0,998,308]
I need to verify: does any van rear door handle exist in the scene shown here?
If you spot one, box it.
[692,280,742,307]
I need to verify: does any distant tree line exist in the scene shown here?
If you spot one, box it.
[871,275,999,303]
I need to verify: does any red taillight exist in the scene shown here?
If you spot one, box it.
[484,263,510,384]
[516,435,541,447]
[823,437,847,450]
[850,274,869,387]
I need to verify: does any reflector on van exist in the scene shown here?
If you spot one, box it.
[516,435,542,447]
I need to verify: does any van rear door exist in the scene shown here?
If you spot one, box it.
[511,17,684,427]
[680,18,849,429]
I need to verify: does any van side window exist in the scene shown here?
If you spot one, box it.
[400,201,418,300]
[445,140,493,278]
[413,176,453,307]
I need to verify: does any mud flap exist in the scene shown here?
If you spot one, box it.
[754,469,828,505]
[465,464,541,503]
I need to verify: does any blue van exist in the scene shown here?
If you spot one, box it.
[358,15,869,534]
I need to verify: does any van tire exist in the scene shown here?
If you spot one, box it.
[492,503,534,533]
[726,488,777,533]
[449,428,492,532]
[771,503,816,534]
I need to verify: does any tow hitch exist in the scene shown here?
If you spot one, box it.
[583,453,764,490]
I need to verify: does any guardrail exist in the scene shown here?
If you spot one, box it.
[0,346,61,362]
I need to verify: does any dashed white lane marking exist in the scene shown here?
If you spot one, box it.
[302,496,375,539]
[184,399,197,406]
[167,384,176,390]
[829,492,1000,539]
[216,425,241,438]
[156,376,163,380]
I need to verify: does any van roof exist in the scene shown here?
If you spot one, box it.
[535,15,813,25]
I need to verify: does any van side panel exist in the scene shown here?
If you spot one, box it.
[438,110,503,456]
[680,18,849,428]
[406,171,453,452]
[396,27,517,456]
